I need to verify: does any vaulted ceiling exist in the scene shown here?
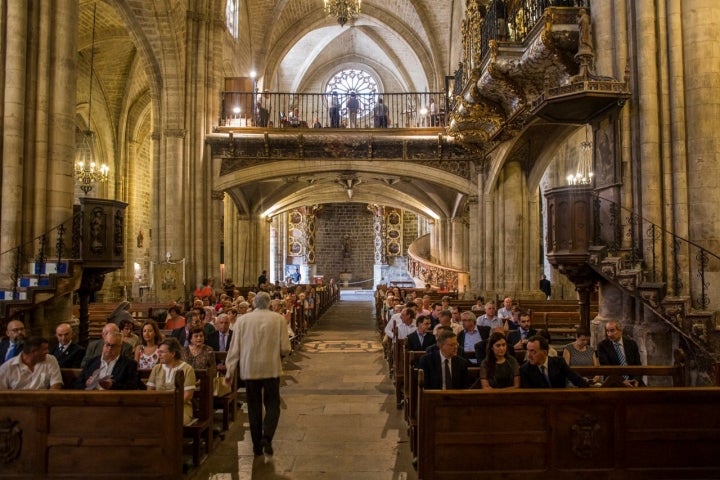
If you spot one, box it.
[245,0,461,93]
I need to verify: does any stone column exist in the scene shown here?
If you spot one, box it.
[467,195,481,295]
[451,217,466,271]
[498,161,524,295]
[592,282,624,347]
[0,2,28,279]
[155,130,186,266]
[682,0,720,303]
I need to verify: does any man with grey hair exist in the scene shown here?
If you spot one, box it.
[224,291,291,456]
[81,322,133,368]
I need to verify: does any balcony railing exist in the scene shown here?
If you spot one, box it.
[407,234,469,294]
[218,91,448,129]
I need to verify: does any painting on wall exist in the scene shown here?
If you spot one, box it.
[594,119,618,188]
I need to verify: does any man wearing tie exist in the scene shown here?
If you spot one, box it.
[51,323,85,368]
[520,335,588,388]
[0,319,26,366]
[406,315,436,351]
[207,315,233,352]
[506,311,536,352]
[417,329,471,390]
[597,320,643,386]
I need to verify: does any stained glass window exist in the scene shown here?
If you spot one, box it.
[325,69,379,125]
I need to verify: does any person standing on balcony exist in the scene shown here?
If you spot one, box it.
[428,97,437,126]
[329,91,341,127]
[374,97,388,128]
[346,92,360,128]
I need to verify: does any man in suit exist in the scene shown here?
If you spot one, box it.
[207,314,233,352]
[51,323,85,368]
[0,318,26,366]
[406,315,436,351]
[456,310,483,364]
[171,309,202,347]
[597,320,643,386]
[417,329,471,390]
[520,335,588,388]
[75,331,139,390]
[506,311,537,352]
[81,323,133,368]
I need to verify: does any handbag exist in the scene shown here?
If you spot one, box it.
[212,376,232,397]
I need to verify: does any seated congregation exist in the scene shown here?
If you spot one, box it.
[0,279,339,475]
[379,289,645,393]
[377,289,720,479]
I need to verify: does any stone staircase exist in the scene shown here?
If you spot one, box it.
[587,245,719,369]
[0,260,84,319]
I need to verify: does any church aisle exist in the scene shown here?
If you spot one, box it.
[191,291,417,480]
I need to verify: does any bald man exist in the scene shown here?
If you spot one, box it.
[51,323,85,368]
[0,319,26,366]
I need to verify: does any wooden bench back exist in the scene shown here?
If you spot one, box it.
[415,379,720,479]
[0,373,183,479]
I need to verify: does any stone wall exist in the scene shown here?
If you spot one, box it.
[315,203,375,288]
[403,211,418,254]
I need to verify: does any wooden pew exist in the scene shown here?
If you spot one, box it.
[415,372,720,480]
[0,373,184,479]
[213,351,238,431]
[393,336,406,409]
[184,368,215,466]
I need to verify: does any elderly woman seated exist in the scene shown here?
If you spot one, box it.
[146,338,196,425]
[181,327,215,371]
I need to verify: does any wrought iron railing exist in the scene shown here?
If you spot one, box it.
[592,193,720,311]
[218,91,448,130]
[0,212,82,299]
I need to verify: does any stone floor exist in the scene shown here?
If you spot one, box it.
[188,291,417,480]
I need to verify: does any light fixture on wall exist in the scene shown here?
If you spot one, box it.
[324,0,361,27]
[75,2,109,196]
[567,124,594,185]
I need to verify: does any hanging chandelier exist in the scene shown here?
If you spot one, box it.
[76,2,109,196]
[567,124,594,186]
[324,0,361,27]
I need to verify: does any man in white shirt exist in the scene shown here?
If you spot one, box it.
[477,302,504,330]
[384,307,417,341]
[0,336,62,390]
[224,291,291,457]
[497,297,513,325]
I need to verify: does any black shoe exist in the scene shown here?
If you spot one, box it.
[253,446,263,456]
[262,439,274,456]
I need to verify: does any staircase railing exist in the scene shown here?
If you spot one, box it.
[592,193,720,311]
[0,212,83,299]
